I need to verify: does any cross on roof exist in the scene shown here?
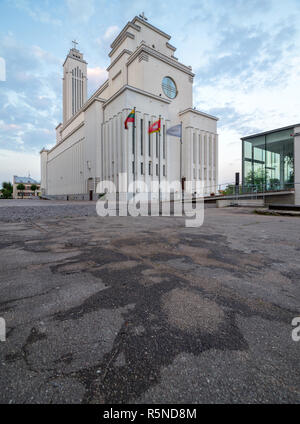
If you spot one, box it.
[139,12,148,21]
[72,40,78,50]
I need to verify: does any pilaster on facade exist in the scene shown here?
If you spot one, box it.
[195,129,199,181]
[202,133,206,187]
[215,134,219,190]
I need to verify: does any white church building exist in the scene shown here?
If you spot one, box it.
[40,15,219,200]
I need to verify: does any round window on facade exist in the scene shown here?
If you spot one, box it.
[162,76,177,99]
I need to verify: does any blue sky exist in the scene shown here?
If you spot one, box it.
[1,0,300,186]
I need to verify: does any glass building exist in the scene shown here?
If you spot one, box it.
[241,125,296,192]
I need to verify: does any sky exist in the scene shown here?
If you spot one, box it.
[1,0,300,187]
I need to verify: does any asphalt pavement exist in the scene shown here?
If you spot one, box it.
[0,200,300,403]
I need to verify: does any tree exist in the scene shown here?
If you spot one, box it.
[30,184,38,196]
[0,181,13,199]
[16,183,25,199]
[223,184,235,195]
[244,168,268,192]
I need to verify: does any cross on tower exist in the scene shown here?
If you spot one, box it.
[72,40,78,50]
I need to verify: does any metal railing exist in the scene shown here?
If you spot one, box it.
[203,182,295,197]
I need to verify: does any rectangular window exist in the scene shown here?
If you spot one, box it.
[149,161,152,176]
[163,164,166,177]
[140,119,143,156]
[241,130,294,192]
[132,161,134,174]
[148,121,151,156]
[244,141,252,160]
[156,133,158,158]
[156,163,158,176]
[163,125,166,159]
[141,162,144,175]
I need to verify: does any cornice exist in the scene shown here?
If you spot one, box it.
[166,42,176,52]
[110,22,141,49]
[241,124,299,140]
[48,137,85,160]
[132,16,171,41]
[109,17,173,58]
[138,51,149,62]
[185,126,218,135]
[107,49,132,71]
[61,94,107,132]
[47,122,85,155]
[109,32,135,58]
[126,44,195,77]
[112,70,121,80]
[63,54,87,68]
[103,84,170,109]
[179,108,218,121]
[91,79,109,99]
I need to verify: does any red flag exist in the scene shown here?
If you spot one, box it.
[148,119,161,134]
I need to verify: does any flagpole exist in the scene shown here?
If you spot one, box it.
[158,115,161,210]
[180,121,183,185]
[180,121,183,204]
[133,107,136,192]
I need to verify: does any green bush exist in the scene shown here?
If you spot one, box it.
[0,181,13,199]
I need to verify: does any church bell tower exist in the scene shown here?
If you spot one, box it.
[63,41,87,124]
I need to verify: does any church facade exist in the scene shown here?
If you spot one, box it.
[40,15,219,200]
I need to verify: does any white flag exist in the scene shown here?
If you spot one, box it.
[166,124,182,138]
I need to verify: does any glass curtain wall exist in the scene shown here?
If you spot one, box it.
[242,129,294,192]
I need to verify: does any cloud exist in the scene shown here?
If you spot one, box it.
[0,148,40,184]
[0,33,60,153]
[0,121,21,131]
[103,25,120,42]
[194,22,295,85]
[66,0,95,23]
[96,25,120,52]
[0,57,6,81]
[190,10,300,184]
[87,66,108,95]
[31,46,61,66]
[10,0,62,26]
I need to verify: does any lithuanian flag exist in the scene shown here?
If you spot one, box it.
[124,108,135,129]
